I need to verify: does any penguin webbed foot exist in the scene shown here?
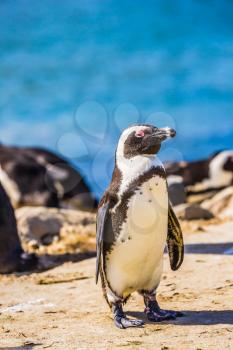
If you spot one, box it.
[157,308,184,319]
[113,302,144,329]
[144,299,184,322]
[115,315,145,329]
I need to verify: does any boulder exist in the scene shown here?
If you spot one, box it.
[167,176,186,206]
[202,186,233,219]
[174,203,214,221]
[16,206,96,254]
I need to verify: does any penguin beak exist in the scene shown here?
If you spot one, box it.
[153,127,176,142]
[141,127,176,154]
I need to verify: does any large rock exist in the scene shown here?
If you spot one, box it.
[0,145,97,211]
[174,203,214,221]
[0,182,37,273]
[16,206,96,254]
[202,186,233,219]
[167,175,186,206]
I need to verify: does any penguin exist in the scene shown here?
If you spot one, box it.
[165,150,233,189]
[0,144,97,211]
[96,124,184,329]
[0,181,38,273]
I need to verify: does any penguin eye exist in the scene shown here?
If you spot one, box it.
[135,130,145,138]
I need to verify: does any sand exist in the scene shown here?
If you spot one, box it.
[0,221,232,350]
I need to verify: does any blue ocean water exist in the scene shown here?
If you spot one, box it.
[0,0,233,197]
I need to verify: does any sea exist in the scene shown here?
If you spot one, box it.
[0,0,233,197]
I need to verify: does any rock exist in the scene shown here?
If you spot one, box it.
[202,186,233,219]
[16,207,63,243]
[167,176,186,206]
[0,182,37,273]
[174,203,214,221]
[187,189,219,204]
[0,144,97,211]
[16,206,96,254]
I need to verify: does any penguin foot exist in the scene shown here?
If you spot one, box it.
[115,316,144,329]
[145,308,182,322]
[112,302,144,329]
[156,309,184,318]
[144,299,184,322]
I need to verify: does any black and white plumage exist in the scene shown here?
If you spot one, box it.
[165,150,233,189]
[0,145,97,210]
[96,124,184,329]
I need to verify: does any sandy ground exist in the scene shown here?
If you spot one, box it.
[0,222,233,350]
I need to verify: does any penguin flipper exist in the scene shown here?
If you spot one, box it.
[96,199,110,284]
[167,202,184,271]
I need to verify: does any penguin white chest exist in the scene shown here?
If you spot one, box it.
[106,175,168,298]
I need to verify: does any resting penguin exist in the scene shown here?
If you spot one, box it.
[96,124,184,329]
[165,150,233,189]
[0,144,97,211]
[0,181,37,273]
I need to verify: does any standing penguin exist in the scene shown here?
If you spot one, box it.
[96,124,184,329]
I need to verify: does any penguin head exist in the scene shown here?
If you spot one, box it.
[117,124,176,159]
